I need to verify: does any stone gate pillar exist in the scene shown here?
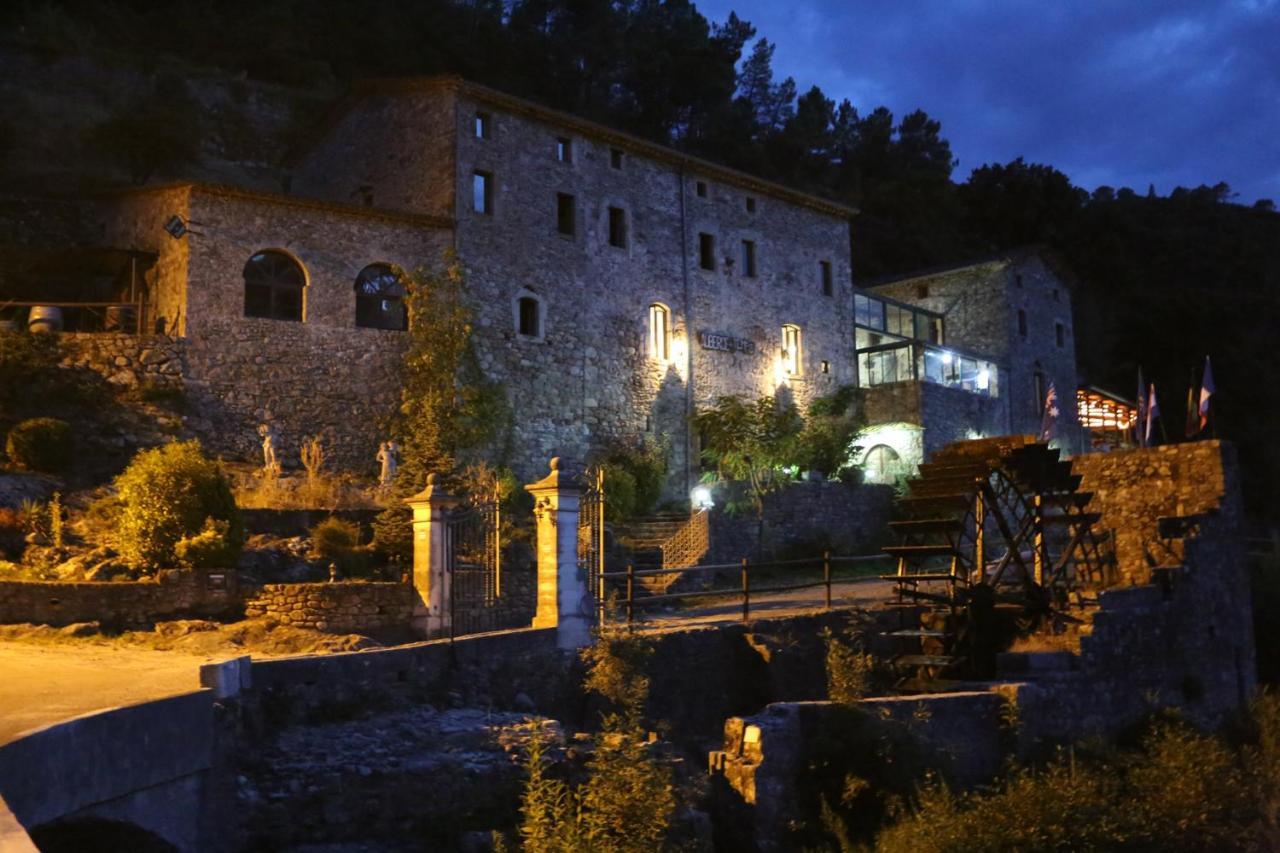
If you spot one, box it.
[405,474,459,638]
[525,457,590,650]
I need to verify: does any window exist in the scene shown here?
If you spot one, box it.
[698,233,716,270]
[354,264,408,331]
[820,261,833,296]
[745,197,756,213]
[475,112,490,139]
[556,193,576,236]
[608,206,627,248]
[610,148,624,169]
[473,170,493,214]
[1055,321,1066,348]
[855,294,885,330]
[863,444,902,485]
[648,303,670,361]
[916,284,929,299]
[1017,309,1027,338]
[741,240,757,277]
[695,181,707,198]
[516,294,542,338]
[244,250,305,321]
[782,324,802,375]
[1034,367,1047,414]
[820,360,830,374]
[556,137,572,163]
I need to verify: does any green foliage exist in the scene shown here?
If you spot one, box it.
[114,440,242,569]
[310,515,371,578]
[692,394,804,518]
[48,491,63,550]
[0,332,60,410]
[85,73,201,184]
[597,440,667,521]
[822,626,876,704]
[795,386,864,479]
[5,417,72,473]
[874,696,1280,852]
[173,518,237,569]
[374,260,512,560]
[581,634,655,731]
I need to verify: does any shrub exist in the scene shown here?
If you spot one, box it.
[114,440,242,569]
[0,331,59,408]
[823,627,876,704]
[311,516,360,558]
[5,418,72,472]
[174,518,237,569]
[0,507,24,559]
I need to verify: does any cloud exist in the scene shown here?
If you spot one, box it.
[696,0,1280,202]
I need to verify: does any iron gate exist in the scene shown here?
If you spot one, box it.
[446,486,504,637]
[578,465,606,624]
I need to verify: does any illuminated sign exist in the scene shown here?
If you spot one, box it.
[698,330,755,354]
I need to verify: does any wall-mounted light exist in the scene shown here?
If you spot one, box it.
[163,214,203,240]
[692,485,714,509]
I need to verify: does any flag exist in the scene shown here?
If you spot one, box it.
[1184,381,1199,439]
[1136,368,1147,447]
[1199,356,1215,432]
[1145,383,1160,446]
[1040,381,1059,443]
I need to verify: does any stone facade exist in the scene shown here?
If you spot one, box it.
[0,570,239,630]
[243,582,414,635]
[57,333,184,390]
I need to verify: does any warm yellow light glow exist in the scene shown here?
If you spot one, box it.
[648,303,670,361]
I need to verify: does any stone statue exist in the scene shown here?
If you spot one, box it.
[258,424,280,476]
[377,440,399,486]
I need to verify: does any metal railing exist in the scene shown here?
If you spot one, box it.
[599,552,888,628]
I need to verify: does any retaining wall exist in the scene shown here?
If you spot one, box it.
[0,570,239,629]
[243,582,414,635]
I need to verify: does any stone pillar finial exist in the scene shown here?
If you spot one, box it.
[405,474,460,638]
[525,457,589,650]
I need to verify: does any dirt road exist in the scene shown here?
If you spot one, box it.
[633,577,894,632]
[0,643,218,743]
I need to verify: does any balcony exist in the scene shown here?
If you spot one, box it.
[857,340,1000,398]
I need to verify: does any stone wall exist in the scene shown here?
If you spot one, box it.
[243,582,414,636]
[706,481,895,562]
[58,333,184,391]
[0,570,239,630]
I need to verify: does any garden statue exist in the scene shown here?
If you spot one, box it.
[258,423,280,477]
[376,440,399,486]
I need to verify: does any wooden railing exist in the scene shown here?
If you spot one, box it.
[600,552,888,627]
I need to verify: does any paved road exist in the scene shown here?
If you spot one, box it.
[633,577,895,632]
[0,643,217,744]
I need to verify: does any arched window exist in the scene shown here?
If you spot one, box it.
[648,303,670,361]
[782,324,803,375]
[354,264,408,331]
[244,250,305,321]
[513,289,544,339]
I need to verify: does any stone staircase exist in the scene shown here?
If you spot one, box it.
[614,511,711,596]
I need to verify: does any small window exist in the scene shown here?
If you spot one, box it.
[782,324,802,375]
[475,112,490,139]
[820,360,830,374]
[610,148,624,169]
[1017,309,1027,338]
[608,206,627,248]
[556,137,572,163]
[354,264,408,331]
[244,250,305,321]
[741,240,757,277]
[1055,321,1066,348]
[699,233,716,271]
[556,193,576,236]
[745,197,756,213]
[648,303,670,361]
[695,181,707,198]
[820,260,833,296]
[517,296,541,338]
[1034,368,1047,414]
[916,284,929,299]
[473,171,493,214]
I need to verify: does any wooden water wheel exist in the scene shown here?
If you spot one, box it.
[880,436,1115,682]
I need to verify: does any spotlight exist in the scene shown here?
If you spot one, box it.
[691,485,714,509]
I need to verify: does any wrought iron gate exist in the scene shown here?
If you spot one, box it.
[446,486,503,637]
[578,466,606,625]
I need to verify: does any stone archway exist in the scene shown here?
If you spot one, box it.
[862,444,902,485]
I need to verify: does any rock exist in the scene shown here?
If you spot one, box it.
[0,474,58,509]
[154,619,220,637]
[59,621,101,637]
[84,559,134,582]
[107,369,138,387]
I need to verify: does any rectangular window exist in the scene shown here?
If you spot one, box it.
[698,233,716,270]
[782,325,802,375]
[518,297,540,337]
[475,112,490,139]
[1017,309,1028,338]
[820,360,830,375]
[556,137,572,163]
[472,170,492,214]
[1055,321,1066,348]
[610,148,624,169]
[608,206,627,248]
[917,284,929,299]
[745,197,757,213]
[820,260,833,296]
[648,304,670,361]
[855,294,885,330]
[741,240,757,277]
[556,193,575,236]
[695,181,707,198]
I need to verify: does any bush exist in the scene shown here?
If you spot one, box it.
[5,418,72,472]
[311,516,371,578]
[0,331,59,408]
[114,440,242,569]
[174,518,237,569]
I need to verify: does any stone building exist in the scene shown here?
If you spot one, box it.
[4,77,1092,496]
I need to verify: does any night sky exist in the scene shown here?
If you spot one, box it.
[698,0,1280,204]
